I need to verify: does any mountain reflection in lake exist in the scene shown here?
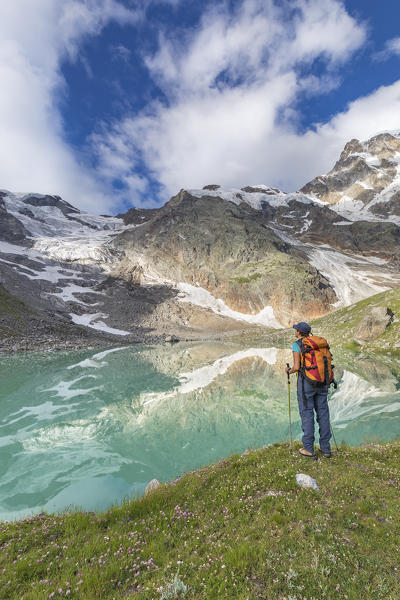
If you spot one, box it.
[1,343,399,520]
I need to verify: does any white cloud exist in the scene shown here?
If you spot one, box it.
[0,0,138,213]
[374,36,400,61]
[246,80,400,190]
[1,0,399,214]
[94,0,374,202]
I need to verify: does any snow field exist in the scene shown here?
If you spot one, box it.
[176,282,282,328]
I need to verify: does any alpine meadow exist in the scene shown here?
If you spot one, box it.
[1,1,400,599]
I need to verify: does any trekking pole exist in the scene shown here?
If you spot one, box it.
[330,422,339,452]
[328,387,339,452]
[286,363,293,452]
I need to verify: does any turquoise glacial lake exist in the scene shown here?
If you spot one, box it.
[1,342,399,520]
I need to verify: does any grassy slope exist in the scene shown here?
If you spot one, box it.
[1,442,400,600]
[311,287,400,353]
[229,287,400,354]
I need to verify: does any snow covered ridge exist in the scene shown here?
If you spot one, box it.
[187,186,317,211]
[191,180,400,224]
[187,181,400,224]
[1,188,286,333]
[1,189,129,268]
[1,189,124,238]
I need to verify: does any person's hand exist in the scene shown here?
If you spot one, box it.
[285,366,291,374]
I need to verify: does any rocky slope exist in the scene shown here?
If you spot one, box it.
[111,190,336,326]
[301,131,400,223]
[1,131,400,352]
[0,191,260,352]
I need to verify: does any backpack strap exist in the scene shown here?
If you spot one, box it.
[297,338,308,408]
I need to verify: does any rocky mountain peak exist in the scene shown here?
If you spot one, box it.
[1,129,400,353]
[338,138,364,162]
[364,131,400,156]
[300,131,400,222]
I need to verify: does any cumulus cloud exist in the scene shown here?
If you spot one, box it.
[245,80,400,190]
[0,0,138,212]
[94,0,373,203]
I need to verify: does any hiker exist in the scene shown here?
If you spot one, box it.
[285,321,334,459]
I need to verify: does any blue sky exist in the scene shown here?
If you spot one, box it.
[1,0,400,213]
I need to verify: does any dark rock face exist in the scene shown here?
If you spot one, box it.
[22,194,80,215]
[0,192,29,244]
[202,184,221,191]
[241,186,280,195]
[370,193,400,218]
[116,207,160,225]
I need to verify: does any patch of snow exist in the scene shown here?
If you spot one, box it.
[0,256,41,274]
[333,195,365,216]
[327,191,400,224]
[299,212,311,233]
[69,313,130,336]
[348,152,381,167]
[356,180,374,190]
[249,184,280,193]
[49,282,103,305]
[0,241,31,256]
[176,282,282,328]
[307,245,395,307]
[33,237,122,269]
[17,264,79,284]
[186,186,314,211]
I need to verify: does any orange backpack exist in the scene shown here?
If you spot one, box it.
[298,336,336,387]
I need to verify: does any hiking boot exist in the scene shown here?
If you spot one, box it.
[299,447,317,460]
[318,448,331,459]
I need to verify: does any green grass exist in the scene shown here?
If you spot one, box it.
[1,442,400,599]
[310,287,400,352]
[231,273,262,284]
[229,286,400,354]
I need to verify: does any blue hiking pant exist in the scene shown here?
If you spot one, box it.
[297,376,331,454]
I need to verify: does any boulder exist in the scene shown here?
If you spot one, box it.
[296,473,319,491]
[145,478,161,495]
[354,307,394,344]
[165,334,179,343]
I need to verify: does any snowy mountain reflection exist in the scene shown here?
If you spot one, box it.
[0,343,399,520]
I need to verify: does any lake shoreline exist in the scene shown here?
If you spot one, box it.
[1,441,399,599]
[0,324,276,356]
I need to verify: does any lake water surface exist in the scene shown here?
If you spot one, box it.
[1,342,399,520]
